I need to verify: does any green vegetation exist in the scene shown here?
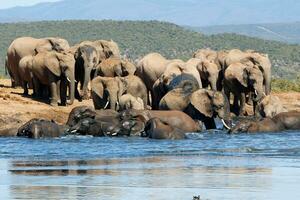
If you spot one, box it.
[272,78,300,92]
[0,20,300,80]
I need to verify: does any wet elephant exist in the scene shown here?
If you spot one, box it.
[159,88,231,130]
[230,111,300,133]
[143,118,187,140]
[17,119,66,139]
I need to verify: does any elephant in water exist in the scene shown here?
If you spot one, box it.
[159,88,231,130]
[256,95,286,118]
[17,119,66,139]
[143,118,187,140]
[230,111,300,134]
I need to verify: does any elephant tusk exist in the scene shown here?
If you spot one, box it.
[71,129,77,134]
[222,119,231,130]
[104,100,109,109]
[67,77,71,82]
[112,132,118,136]
[254,89,258,96]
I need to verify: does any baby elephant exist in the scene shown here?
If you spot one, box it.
[256,95,286,118]
[230,111,300,134]
[17,119,64,139]
[143,118,187,140]
[119,94,144,111]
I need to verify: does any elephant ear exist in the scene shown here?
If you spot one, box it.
[44,52,61,77]
[91,78,105,99]
[190,89,213,118]
[236,68,248,88]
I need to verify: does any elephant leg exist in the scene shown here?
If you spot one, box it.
[49,75,59,106]
[203,117,216,130]
[22,80,29,96]
[233,95,240,116]
[32,77,41,98]
[239,93,246,116]
[60,78,67,106]
[75,82,82,102]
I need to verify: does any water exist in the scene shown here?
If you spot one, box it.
[0,131,300,199]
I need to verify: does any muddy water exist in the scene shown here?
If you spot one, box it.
[0,131,300,200]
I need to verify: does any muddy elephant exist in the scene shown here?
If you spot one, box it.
[66,106,141,137]
[119,94,144,111]
[120,109,202,133]
[17,119,66,139]
[159,88,231,130]
[18,55,34,95]
[91,75,147,110]
[256,95,286,118]
[152,73,200,109]
[6,37,69,89]
[94,57,136,77]
[230,111,300,133]
[224,49,272,95]
[143,118,187,140]
[135,53,182,107]
[224,62,264,116]
[31,51,75,106]
[193,48,217,63]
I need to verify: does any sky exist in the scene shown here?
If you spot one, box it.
[0,0,60,9]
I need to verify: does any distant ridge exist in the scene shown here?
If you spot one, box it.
[1,0,300,26]
[189,22,300,44]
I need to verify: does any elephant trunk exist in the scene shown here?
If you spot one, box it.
[264,73,271,95]
[208,76,218,91]
[81,63,92,99]
[67,77,75,105]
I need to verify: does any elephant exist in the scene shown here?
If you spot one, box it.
[135,52,182,107]
[193,48,217,63]
[256,95,286,118]
[152,73,200,109]
[224,49,272,95]
[196,60,221,90]
[143,118,187,140]
[159,88,231,130]
[31,51,75,106]
[70,44,99,101]
[65,106,142,137]
[120,109,202,133]
[230,111,300,133]
[119,94,144,111]
[17,119,66,139]
[70,40,121,100]
[224,62,265,116]
[91,75,147,110]
[18,55,34,95]
[6,37,69,89]
[94,57,136,77]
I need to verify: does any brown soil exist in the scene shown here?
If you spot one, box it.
[0,79,93,136]
[1,78,300,135]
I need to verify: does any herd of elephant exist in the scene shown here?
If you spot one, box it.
[4,36,300,137]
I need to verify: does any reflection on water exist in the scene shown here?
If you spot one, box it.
[0,132,300,199]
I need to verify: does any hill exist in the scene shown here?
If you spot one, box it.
[1,20,300,79]
[190,22,300,44]
[1,0,300,26]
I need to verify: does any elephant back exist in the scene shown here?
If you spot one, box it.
[168,73,199,92]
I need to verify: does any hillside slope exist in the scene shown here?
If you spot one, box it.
[191,22,300,44]
[1,20,300,79]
